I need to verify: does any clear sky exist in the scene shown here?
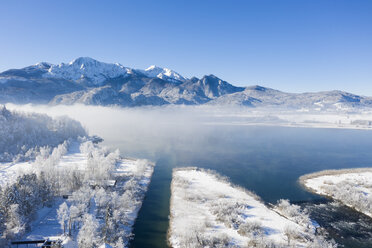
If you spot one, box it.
[0,0,371,95]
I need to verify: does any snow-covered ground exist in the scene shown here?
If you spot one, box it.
[0,140,85,187]
[0,161,33,186]
[21,157,154,244]
[2,140,154,247]
[24,198,66,241]
[169,168,334,248]
[55,141,88,171]
[300,168,372,218]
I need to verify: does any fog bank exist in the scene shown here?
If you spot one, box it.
[5,104,246,158]
[5,104,372,159]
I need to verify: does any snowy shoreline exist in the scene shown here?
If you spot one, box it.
[299,168,372,218]
[168,167,334,248]
[203,120,372,131]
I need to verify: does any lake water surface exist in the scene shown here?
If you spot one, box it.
[104,125,372,247]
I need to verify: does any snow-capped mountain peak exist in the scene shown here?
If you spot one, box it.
[2,57,372,109]
[142,65,186,82]
[146,65,160,71]
[34,62,52,69]
[68,56,98,66]
[32,57,187,85]
[43,57,131,85]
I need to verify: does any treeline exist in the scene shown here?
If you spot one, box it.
[0,106,86,162]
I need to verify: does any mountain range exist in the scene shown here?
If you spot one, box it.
[1,57,371,110]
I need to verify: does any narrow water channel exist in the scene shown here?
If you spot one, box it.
[130,158,173,248]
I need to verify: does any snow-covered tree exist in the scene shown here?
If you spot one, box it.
[95,187,110,210]
[0,106,86,162]
[276,199,312,228]
[114,237,124,248]
[80,141,121,186]
[284,225,302,246]
[57,202,69,235]
[78,213,100,248]
[4,204,24,239]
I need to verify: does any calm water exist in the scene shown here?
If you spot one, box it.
[104,126,372,248]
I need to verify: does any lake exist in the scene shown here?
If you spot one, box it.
[100,125,372,248]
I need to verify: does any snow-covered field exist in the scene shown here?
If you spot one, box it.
[169,168,334,248]
[300,168,372,218]
[0,140,86,187]
[0,161,33,186]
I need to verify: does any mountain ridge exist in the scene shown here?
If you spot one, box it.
[1,57,371,110]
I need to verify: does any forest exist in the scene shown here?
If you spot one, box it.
[0,106,154,247]
[0,106,86,162]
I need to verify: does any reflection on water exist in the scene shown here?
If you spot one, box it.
[101,126,372,248]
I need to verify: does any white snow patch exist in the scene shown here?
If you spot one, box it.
[301,168,372,217]
[0,76,28,84]
[141,65,186,82]
[0,161,33,186]
[0,141,86,187]
[43,57,132,85]
[169,168,331,247]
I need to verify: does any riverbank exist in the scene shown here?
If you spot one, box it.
[299,168,372,218]
[168,167,334,247]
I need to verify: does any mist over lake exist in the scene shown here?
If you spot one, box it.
[6,104,372,247]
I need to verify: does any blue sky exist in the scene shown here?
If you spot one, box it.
[0,0,371,95]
